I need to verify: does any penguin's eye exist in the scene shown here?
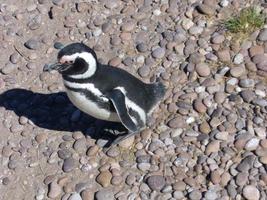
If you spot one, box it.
[69,60,74,64]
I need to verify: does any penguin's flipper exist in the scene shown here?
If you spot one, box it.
[105,89,139,133]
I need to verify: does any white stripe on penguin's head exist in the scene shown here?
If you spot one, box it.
[60,52,97,79]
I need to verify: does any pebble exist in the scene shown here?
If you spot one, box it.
[242,185,260,200]
[96,171,112,187]
[240,90,255,103]
[68,193,82,200]
[48,181,62,199]
[95,189,114,200]
[81,189,94,200]
[258,28,267,41]
[195,63,211,77]
[205,140,220,154]
[189,190,202,200]
[233,53,244,64]
[168,117,186,128]
[147,175,166,191]
[63,158,76,172]
[118,135,135,148]
[217,50,231,62]
[230,66,246,77]
[1,63,17,74]
[239,79,255,88]
[196,4,215,16]
[152,48,165,59]
[24,39,39,50]
[245,138,260,151]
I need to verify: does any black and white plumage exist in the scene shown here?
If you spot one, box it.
[43,43,166,145]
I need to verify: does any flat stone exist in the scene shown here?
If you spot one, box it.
[239,79,255,88]
[217,50,231,62]
[230,66,246,77]
[168,117,186,128]
[233,53,244,64]
[245,138,260,151]
[189,190,202,200]
[1,63,17,74]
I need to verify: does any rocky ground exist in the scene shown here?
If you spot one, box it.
[0,0,267,200]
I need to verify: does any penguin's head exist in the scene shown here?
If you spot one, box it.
[43,43,97,78]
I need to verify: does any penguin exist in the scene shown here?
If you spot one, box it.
[43,42,166,145]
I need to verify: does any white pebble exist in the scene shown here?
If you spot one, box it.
[186,117,195,124]
[227,78,238,85]
[255,89,266,97]
[195,86,206,93]
[233,53,244,64]
[153,9,161,16]
[220,0,229,7]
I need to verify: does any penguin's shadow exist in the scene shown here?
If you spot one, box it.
[0,88,127,147]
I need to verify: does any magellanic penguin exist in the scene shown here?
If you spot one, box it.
[43,43,166,145]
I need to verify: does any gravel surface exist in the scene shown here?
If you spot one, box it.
[0,0,267,200]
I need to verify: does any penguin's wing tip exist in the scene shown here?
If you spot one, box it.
[105,89,139,133]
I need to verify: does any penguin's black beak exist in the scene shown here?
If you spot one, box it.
[43,62,62,72]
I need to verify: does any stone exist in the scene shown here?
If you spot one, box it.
[196,4,215,16]
[152,47,165,59]
[81,189,94,200]
[48,181,62,199]
[217,50,231,62]
[168,117,186,128]
[24,39,39,50]
[245,138,260,151]
[195,63,211,77]
[189,190,202,200]
[193,99,207,113]
[230,66,246,77]
[242,185,260,200]
[205,140,220,154]
[95,189,114,200]
[215,131,228,141]
[96,171,112,187]
[258,28,267,41]
[239,79,255,88]
[138,66,150,77]
[63,158,76,172]
[1,63,17,74]
[240,90,255,103]
[68,193,82,200]
[147,175,166,191]
[233,53,244,64]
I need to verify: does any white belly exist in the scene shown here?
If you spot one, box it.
[66,89,120,122]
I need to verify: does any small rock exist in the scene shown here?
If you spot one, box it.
[233,53,244,64]
[217,50,231,62]
[1,63,17,74]
[258,28,267,41]
[138,66,150,77]
[205,140,220,154]
[215,131,228,141]
[245,138,260,151]
[68,193,82,200]
[147,175,166,191]
[24,39,39,50]
[168,117,186,128]
[242,185,260,200]
[239,79,255,88]
[152,48,165,59]
[195,63,211,77]
[230,66,246,77]
[189,190,202,200]
[240,90,255,103]
[48,181,62,199]
[81,189,94,200]
[196,4,215,16]
[63,158,76,172]
[96,171,112,187]
[95,189,114,200]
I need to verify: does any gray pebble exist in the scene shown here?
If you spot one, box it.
[95,189,114,200]
[63,157,76,172]
[1,63,17,74]
[239,79,255,88]
[24,39,39,50]
[147,175,166,191]
[258,28,267,41]
[152,47,165,59]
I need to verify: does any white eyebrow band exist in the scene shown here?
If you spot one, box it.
[62,52,97,79]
